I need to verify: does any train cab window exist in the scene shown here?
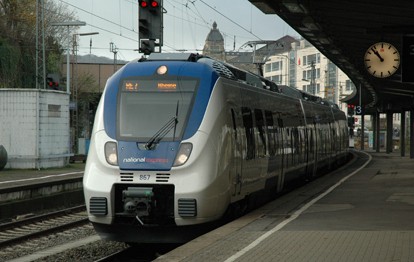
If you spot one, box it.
[242,107,255,160]
[117,77,198,141]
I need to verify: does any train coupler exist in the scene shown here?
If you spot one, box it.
[122,187,154,225]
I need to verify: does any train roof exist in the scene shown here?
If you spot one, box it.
[140,53,338,109]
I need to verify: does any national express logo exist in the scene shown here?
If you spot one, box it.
[123,157,168,163]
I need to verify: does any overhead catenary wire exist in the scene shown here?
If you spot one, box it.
[57,0,183,54]
[56,0,265,56]
[197,0,263,41]
[58,0,200,53]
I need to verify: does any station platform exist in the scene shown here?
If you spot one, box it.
[0,163,84,190]
[0,163,85,220]
[156,150,414,262]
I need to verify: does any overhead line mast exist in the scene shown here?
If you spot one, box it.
[36,0,46,89]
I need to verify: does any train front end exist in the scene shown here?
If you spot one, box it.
[83,54,226,243]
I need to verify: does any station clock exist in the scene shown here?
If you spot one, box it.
[364,42,400,78]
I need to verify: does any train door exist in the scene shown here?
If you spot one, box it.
[311,128,317,175]
[276,113,285,192]
[230,108,243,196]
[265,110,284,193]
[254,109,268,181]
[313,123,319,174]
[305,124,316,179]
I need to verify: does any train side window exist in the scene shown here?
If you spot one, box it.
[278,118,284,128]
[242,107,255,160]
[254,109,266,157]
[231,109,237,139]
[292,128,300,165]
[264,110,275,156]
[310,128,314,156]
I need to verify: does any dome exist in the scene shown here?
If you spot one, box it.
[202,21,225,61]
[205,21,224,42]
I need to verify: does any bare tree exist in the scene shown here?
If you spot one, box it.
[0,0,77,88]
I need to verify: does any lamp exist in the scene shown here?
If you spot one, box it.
[50,21,86,94]
[282,0,308,14]
[302,17,321,31]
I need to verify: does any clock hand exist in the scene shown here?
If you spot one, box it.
[371,48,384,62]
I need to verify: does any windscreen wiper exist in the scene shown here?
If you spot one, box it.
[145,101,179,150]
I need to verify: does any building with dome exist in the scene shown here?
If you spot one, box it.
[201,24,355,112]
[202,22,225,61]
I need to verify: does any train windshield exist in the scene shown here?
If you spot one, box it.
[118,77,199,141]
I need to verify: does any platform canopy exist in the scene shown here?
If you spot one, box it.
[249,0,414,114]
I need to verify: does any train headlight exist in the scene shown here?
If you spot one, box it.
[156,65,168,75]
[173,143,192,167]
[105,142,118,166]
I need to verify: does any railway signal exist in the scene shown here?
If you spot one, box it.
[347,104,355,116]
[138,0,163,54]
[140,40,155,55]
[347,104,355,136]
[46,73,60,90]
[348,116,355,128]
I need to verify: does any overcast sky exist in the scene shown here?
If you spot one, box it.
[55,0,300,61]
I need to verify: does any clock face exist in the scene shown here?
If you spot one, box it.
[364,42,400,78]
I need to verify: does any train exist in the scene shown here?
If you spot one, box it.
[83,53,349,243]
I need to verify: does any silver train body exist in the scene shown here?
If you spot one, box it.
[83,53,348,243]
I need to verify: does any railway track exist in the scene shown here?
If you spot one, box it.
[0,204,172,261]
[0,205,88,249]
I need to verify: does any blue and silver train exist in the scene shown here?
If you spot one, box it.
[83,53,349,243]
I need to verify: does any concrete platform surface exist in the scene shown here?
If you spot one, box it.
[156,151,414,262]
[0,163,84,190]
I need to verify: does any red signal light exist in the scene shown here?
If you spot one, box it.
[151,1,159,8]
[140,0,158,8]
[140,1,148,8]
[49,82,58,87]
